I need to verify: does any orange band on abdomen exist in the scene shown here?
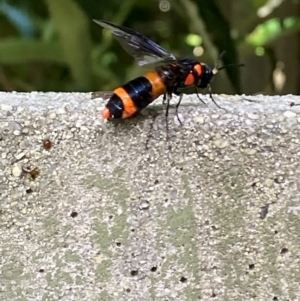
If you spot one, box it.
[114,87,138,119]
[144,71,167,99]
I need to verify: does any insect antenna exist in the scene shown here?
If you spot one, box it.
[213,51,245,75]
[216,63,245,72]
[208,51,245,110]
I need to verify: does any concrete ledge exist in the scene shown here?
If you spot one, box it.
[1,92,300,300]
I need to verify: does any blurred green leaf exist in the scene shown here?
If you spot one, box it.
[0,0,297,94]
[185,33,202,46]
[91,0,138,90]
[246,17,300,46]
[184,0,242,93]
[44,0,92,91]
[253,0,270,9]
[0,38,63,64]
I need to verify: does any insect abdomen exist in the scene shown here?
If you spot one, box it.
[102,71,166,119]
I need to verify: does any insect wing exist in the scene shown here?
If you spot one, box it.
[93,19,177,66]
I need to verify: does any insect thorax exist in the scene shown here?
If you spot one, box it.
[156,62,190,91]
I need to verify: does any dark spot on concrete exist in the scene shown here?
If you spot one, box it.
[130,270,138,276]
[281,247,288,254]
[43,139,52,150]
[38,268,44,273]
[180,276,187,283]
[260,204,269,219]
[251,182,257,188]
[116,242,121,247]
[26,188,33,194]
[249,263,255,270]
[150,266,157,272]
[22,166,40,180]
[70,211,78,218]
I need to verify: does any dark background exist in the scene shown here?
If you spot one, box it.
[0,0,299,95]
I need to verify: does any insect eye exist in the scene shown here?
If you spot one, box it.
[197,71,213,88]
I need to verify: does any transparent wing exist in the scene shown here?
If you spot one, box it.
[93,19,177,66]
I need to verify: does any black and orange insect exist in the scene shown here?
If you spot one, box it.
[93,20,243,122]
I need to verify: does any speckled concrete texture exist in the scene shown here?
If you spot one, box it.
[1,92,300,301]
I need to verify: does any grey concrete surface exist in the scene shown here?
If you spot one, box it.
[1,91,300,301]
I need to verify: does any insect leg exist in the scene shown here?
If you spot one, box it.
[195,86,207,105]
[165,93,172,133]
[175,93,183,125]
[162,93,167,105]
[207,86,227,112]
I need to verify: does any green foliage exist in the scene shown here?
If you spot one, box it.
[0,0,299,93]
[45,0,92,91]
[189,0,243,92]
[0,39,63,64]
[247,17,300,46]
